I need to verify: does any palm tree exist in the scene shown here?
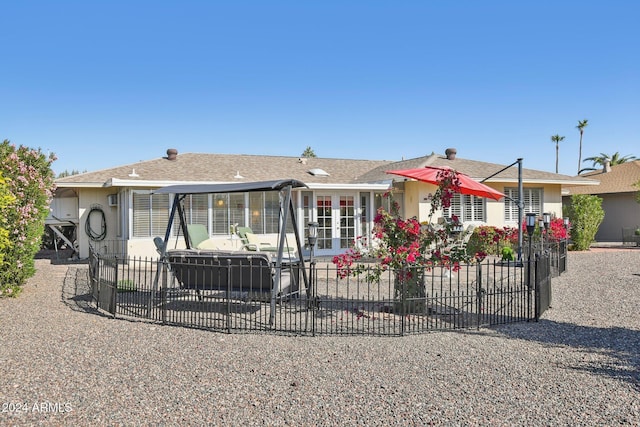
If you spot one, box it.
[551,134,565,173]
[576,119,588,174]
[580,152,637,173]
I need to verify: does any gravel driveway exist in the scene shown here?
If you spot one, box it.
[1,249,638,426]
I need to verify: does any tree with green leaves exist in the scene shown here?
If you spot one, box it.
[57,169,86,178]
[301,146,317,158]
[551,134,565,173]
[0,172,16,273]
[580,152,637,173]
[565,194,605,251]
[0,140,56,297]
[576,119,588,174]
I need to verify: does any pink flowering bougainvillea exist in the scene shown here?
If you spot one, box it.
[332,168,472,311]
[466,225,519,258]
[0,140,56,297]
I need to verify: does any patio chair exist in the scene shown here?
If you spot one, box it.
[459,224,476,246]
[186,224,224,249]
[236,226,278,252]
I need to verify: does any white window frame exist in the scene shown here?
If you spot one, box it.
[131,190,171,238]
[130,190,286,239]
[504,187,543,223]
[446,194,485,222]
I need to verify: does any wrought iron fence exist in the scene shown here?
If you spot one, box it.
[87,243,558,336]
[521,238,568,278]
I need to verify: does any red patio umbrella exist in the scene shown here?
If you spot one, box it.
[386,166,505,201]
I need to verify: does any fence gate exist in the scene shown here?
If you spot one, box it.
[535,254,552,320]
[94,254,118,316]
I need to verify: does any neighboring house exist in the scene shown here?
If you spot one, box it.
[50,148,596,259]
[563,160,640,242]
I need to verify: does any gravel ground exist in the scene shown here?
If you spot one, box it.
[1,249,639,426]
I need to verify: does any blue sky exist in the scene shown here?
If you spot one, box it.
[2,1,638,177]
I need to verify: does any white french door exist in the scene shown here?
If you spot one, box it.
[314,193,357,255]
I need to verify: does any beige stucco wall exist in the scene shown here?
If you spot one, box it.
[76,188,121,258]
[538,183,564,219]
[400,181,564,228]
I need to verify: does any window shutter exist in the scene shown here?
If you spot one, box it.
[462,195,473,221]
[448,195,462,220]
[151,194,169,236]
[504,188,543,222]
[133,192,151,237]
[471,195,484,221]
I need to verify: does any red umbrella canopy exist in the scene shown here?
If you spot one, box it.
[386,166,505,201]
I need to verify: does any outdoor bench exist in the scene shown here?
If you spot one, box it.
[165,249,298,297]
[621,227,640,247]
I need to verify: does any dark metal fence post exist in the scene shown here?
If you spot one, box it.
[112,256,118,318]
[94,251,101,310]
[226,259,232,334]
[310,259,316,337]
[161,257,167,325]
[527,251,532,321]
[534,254,540,322]
[400,270,405,337]
[476,261,483,329]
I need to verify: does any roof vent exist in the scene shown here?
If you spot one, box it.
[308,168,330,177]
[128,169,139,178]
[298,157,308,164]
[166,148,178,161]
[445,148,457,160]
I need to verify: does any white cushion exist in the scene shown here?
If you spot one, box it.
[245,232,263,245]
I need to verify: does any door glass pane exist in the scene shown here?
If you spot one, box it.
[317,195,332,250]
[340,196,355,249]
[359,192,370,247]
[302,191,312,243]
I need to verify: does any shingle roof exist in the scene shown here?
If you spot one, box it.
[563,161,640,195]
[55,150,598,188]
[55,152,394,187]
[356,153,595,184]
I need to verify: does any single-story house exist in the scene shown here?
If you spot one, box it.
[49,148,596,259]
[562,160,640,242]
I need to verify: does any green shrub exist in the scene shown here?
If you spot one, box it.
[466,225,519,258]
[565,194,605,251]
[501,246,516,261]
[117,280,137,292]
[0,173,16,287]
[0,140,56,297]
